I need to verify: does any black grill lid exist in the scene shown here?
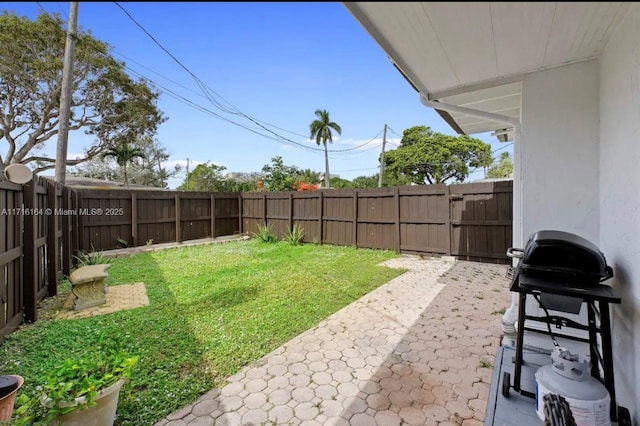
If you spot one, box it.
[520,230,611,283]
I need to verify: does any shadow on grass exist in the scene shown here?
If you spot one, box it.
[0,251,249,426]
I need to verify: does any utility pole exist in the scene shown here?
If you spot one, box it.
[186,158,190,190]
[378,124,388,188]
[54,2,79,184]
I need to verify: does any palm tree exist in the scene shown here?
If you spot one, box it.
[309,109,341,188]
[102,143,146,188]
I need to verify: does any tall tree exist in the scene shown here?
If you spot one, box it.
[384,126,492,184]
[101,143,145,188]
[309,109,341,188]
[0,11,165,173]
[486,151,514,178]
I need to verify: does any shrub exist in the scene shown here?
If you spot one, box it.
[73,245,110,266]
[253,223,279,243]
[13,335,138,425]
[285,224,305,245]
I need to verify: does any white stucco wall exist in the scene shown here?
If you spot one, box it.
[519,60,600,245]
[599,4,640,419]
[509,60,601,350]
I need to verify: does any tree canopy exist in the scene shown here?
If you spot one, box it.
[486,151,514,178]
[0,11,165,173]
[383,126,492,184]
[177,163,259,192]
[70,137,181,189]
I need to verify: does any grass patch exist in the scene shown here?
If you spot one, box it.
[479,359,493,368]
[0,240,403,425]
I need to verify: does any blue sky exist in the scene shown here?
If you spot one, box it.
[3,2,513,188]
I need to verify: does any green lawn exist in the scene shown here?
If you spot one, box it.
[0,239,404,425]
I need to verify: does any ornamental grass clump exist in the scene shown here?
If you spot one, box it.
[253,223,279,243]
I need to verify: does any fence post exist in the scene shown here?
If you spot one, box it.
[46,181,59,296]
[262,193,267,226]
[131,192,138,247]
[445,185,452,256]
[61,186,72,275]
[395,187,401,253]
[352,190,358,247]
[210,194,216,238]
[288,193,293,231]
[23,179,37,323]
[175,194,181,243]
[318,191,323,244]
[238,193,243,234]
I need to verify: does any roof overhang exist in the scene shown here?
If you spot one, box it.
[344,2,630,140]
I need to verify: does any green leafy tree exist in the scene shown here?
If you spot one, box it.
[261,156,301,191]
[70,137,180,188]
[486,151,514,179]
[0,11,165,173]
[351,175,379,189]
[101,143,145,188]
[384,126,492,184]
[329,177,354,189]
[309,109,341,188]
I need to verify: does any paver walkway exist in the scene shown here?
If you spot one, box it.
[156,256,511,426]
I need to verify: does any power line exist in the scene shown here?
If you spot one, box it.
[112,2,316,146]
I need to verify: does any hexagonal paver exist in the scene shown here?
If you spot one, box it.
[374,410,402,426]
[295,402,319,420]
[219,396,243,412]
[366,393,391,411]
[337,382,359,397]
[220,382,243,397]
[399,406,426,426]
[244,392,267,409]
[268,405,294,424]
[292,387,315,403]
[343,396,368,414]
[241,409,267,425]
[351,413,377,425]
[215,412,242,426]
[245,379,267,393]
[191,399,218,417]
[320,400,345,418]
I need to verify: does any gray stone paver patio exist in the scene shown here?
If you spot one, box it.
[155,256,511,426]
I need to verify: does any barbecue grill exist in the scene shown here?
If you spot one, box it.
[501,230,631,425]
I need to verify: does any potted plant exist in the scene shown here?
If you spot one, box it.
[12,336,138,426]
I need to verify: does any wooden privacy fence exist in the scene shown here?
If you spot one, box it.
[242,181,513,263]
[1,179,511,342]
[0,176,68,342]
[73,190,241,251]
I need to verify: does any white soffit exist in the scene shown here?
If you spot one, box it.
[441,82,522,138]
[344,2,630,137]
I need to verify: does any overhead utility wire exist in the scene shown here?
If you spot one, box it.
[125,64,386,159]
[123,66,324,154]
[114,1,380,154]
[114,2,357,152]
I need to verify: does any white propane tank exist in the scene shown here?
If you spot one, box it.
[535,347,610,426]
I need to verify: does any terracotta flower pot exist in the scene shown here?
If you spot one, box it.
[0,375,24,421]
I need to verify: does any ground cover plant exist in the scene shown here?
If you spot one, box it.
[0,239,403,425]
